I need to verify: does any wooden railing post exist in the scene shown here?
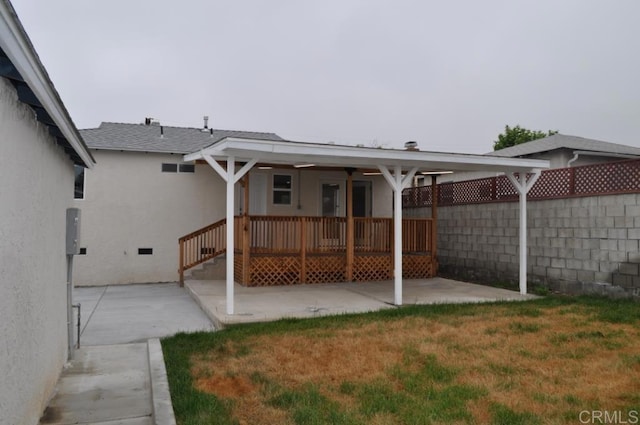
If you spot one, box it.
[179,239,185,286]
[242,216,250,285]
[431,175,438,265]
[569,167,576,195]
[346,171,354,281]
[300,217,306,283]
[242,175,250,285]
[491,176,497,201]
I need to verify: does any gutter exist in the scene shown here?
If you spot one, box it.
[567,150,639,167]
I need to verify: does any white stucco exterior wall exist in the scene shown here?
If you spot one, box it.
[0,78,74,425]
[73,150,226,285]
[248,169,392,217]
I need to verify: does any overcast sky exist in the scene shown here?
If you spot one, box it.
[11,0,640,153]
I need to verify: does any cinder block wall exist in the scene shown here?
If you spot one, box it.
[406,193,640,297]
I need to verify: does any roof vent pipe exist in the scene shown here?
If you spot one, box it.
[144,117,152,126]
[405,141,419,151]
[203,116,209,129]
[210,128,214,137]
[160,126,164,138]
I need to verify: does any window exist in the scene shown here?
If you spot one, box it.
[179,163,195,173]
[138,248,153,255]
[273,174,292,205]
[74,165,85,199]
[162,163,195,173]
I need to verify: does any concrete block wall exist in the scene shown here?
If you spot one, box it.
[406,193,640,297]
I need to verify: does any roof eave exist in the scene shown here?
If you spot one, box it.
[89,146,191,155]
[0,0,94,168]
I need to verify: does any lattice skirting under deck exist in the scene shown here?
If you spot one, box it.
[234,253,435,286]
[305,255,346,284]
[353,255,393,281]
[402,255,434,279]
[249,255,301,286]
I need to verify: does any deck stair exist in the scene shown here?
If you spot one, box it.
[188,257,226,280]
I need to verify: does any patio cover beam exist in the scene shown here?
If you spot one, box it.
[379,165,419,305]
[506,169,542,295]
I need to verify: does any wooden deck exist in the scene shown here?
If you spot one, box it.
[179,215,436,286]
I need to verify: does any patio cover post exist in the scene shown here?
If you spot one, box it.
[225,156,235,314]
[506,169,542,295]
[379,165,419,305]
[202,154,258,315]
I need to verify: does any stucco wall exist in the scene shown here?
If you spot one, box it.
[251,169,392,217]
[0,78,74,425]
[407,193,640,297]
[73,150,227,285]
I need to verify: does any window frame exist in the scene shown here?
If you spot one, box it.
[161,163,178,173]
[272,173,293,206]
[179,163,195,173]
[162,162,195,173]
[74,164,85,200]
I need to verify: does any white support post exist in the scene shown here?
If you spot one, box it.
[378,165,419,305]
[225,156,235,314]
[506,169,542,295]
[202,154,258,315]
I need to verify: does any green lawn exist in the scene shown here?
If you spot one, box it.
[162,296,640,425]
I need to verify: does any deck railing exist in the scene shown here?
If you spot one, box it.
[180,215,435,285]
[179,218,226,284]
[237,216,417,254]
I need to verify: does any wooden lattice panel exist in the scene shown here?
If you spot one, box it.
[403,158,640,208]
[575,160,640,194]
[234,254,244,284]
[305,255,346,284]
[402,255,434,279]
[249,256,300,286]
[402,185,432,208]
[353,255,392,281]
[494,175,519,201]
[526,168,569,198]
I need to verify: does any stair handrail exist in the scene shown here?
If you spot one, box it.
[178,218,227,285]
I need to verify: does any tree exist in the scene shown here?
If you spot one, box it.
[493,125,558,151]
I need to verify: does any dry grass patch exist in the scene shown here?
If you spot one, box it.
[164,297,640,424]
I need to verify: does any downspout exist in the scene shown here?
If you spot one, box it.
[567,152,580,167]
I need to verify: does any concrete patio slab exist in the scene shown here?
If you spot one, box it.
[76,283,215,346]
[186,277,538,326]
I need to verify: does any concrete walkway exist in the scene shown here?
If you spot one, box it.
[186,277,538,327]
[40,283,214,425]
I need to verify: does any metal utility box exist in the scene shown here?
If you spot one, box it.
[66,208,81,255]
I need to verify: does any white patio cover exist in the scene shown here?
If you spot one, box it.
[185,137,549,315]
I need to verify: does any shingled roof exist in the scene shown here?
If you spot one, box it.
[80,122,283,154]
[487,134,640,158]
